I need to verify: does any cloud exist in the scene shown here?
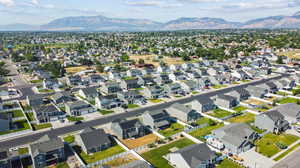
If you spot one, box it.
[0,0,14,7]
[31,0,39,5]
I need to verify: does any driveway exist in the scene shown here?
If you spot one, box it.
[239,148,276,168]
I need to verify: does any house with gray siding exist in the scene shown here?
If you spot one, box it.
[0,113,12,132]
[166,143,217,168]
[245,85,268,98]
[75,127,112,154]
[164,83,185,96]
[271,103,300,124]
[212,123,258,154]
[255,110,289,134]
[225,88,250,102]
[30,135,65,168]
[165,103,201,123]
[189,99,216,113]
[32,105,65,123]
[155,74,172,85]
[120,78,141,90]
[101,82,122,94]
[95,94,127,109]
[142,85,167,99]
[78,87,99,101]
[65,101,96,116]
[214,94,238,109]
[141,110,171,130]
[111,119,146,139]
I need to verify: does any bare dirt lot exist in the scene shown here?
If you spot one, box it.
[129,54,185,67]
[122,134,160,149]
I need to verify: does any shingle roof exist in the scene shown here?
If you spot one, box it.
[117,119,142,130]
[169,103,192,114]
[78,127,111,149]
[263,110,284,122]
[273,103,300,119]
[30,135,64,157]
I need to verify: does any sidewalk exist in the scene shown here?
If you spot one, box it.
[271,139,300,160]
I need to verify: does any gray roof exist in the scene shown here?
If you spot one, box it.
[197,97,214,105]
[66,100,90,109]
[33,104,59,115]
[172,143,216,168]
[169,103,192,114]
[116,119,143,130]
[217,94,237,101]
[263,110,285,122]
[80,87,98,96]
[213,123,254,147]
[30,135,64,157]
[78,127,111,149]
[273,103,300,119]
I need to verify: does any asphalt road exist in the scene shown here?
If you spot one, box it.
[273,148,300,168]
[0,74,286,149]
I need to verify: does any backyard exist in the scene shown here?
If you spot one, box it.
[63,135,75,144]
[226,113,255,123]
[158,123,184,137]
[141,138,195,168]
[74,145,125,164]
[255,133,299,157]
[216,158,243,168]
[189,122,224,141]
[207,109,232,119]
[278,97,300,104]
[122,134,159,149]
[232,106,247,113]
[0,120,30,135]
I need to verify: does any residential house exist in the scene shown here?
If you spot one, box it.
[75,127,112,154]
[111,119,146,139]
[88,74,105,84]
[32,105,65,123]
[156,65,170,73]
[142,85,167,99]
[120,78,140,90]
[181,63,194,70]
[51,92,74,105]
[43,78,60,90]
[95,95,127,109]
[141,110,171,130]
[137,76,156,86]
[155,74,172,85]
[101,82,122,94]
[66,75,82,86]
[189,99,216,113]
[170,64,181,72]
[225,89,250,102]
[245,85,268,98]
[169,71,186,82]
[127,69,143,77]
[164,83,185,96]
[141,68,155,76]
[272,103,300,124]
[212,123,258,154]
[78,87,99,101]
[65,101,96,116]
[214,94,238,109]
[30,135,65,168]
[0,113,12,132]
[108,71,122,80]
[257,82,278,93]
[180,80,199,93]
[255,110,290,134]
[117,91,146,105]
[166,143,217,168]
[27,95,44,107]
[166,103,201,123]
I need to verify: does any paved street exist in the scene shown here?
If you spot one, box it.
[273,149,300,168]
[0,74,285,149]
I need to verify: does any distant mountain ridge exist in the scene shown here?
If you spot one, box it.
[2,11,300,31]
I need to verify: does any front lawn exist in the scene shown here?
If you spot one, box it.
[208,109,232,119]
[149,99,163,103]
[212,85,227,89]
[7,110,24,118]
[158,123,184,137]
[63,135,75,144]
[141,138,195,168]
[18,147,29,155]
[39,89,54,93]
[216,158,243,168]
[74,145,125,164]
[192,91,199,94]
[127,104,140,109]
[30,79,42,84]
[233,106,247,113]
[32,123,52,131]
[0,120,30,135]
[56,162,70,168]
[99,110,114,115]
[194,117,215,126]
[189,122,224,141]
[67,116,84,122]
[227,113,255,123]
[25,112,36,121]
[255,133,299,157]
[276,91,289,96]
[278,97,300,104]
[274,142,300,161]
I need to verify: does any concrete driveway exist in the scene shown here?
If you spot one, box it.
[239,148,276,168]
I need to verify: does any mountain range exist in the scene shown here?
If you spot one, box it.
[2,11,300,31]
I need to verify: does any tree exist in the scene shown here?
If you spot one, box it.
[96,64,104,73]
[42,61,65,77]
[138,59,145,64]
[276,56,284,64]
[0,61,9,76]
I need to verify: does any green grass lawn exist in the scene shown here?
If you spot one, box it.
[127,104,140,109]
[25,112,36,121]
[250,125,266,134]
[212,85,227,89]
[276,91,289,96]
[56,162,70,168]
[233,106,247,113]
[274,142,300,161]
[227,113,255,123]
[255,133,299,157]
[32,123,52,131]
[74,145,125,164]
[158,123,184,137]
[216,158,243,168]
[189,122,224,141]
[99,110,114,115]
[0,120,30,135]
[192,91,199,94]
[18,147,29,155]
[39,89,54,93]
[208,109,232,119]
[67,116,84,122]
[7,110,24,118]
[149,99,163,103]
[30,79,42,84]
[278,97,300,104]
[194,117,215,125]
[141,138,195,168]
[63,135,75,144]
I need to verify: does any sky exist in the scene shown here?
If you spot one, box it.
[1,0,300,25]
